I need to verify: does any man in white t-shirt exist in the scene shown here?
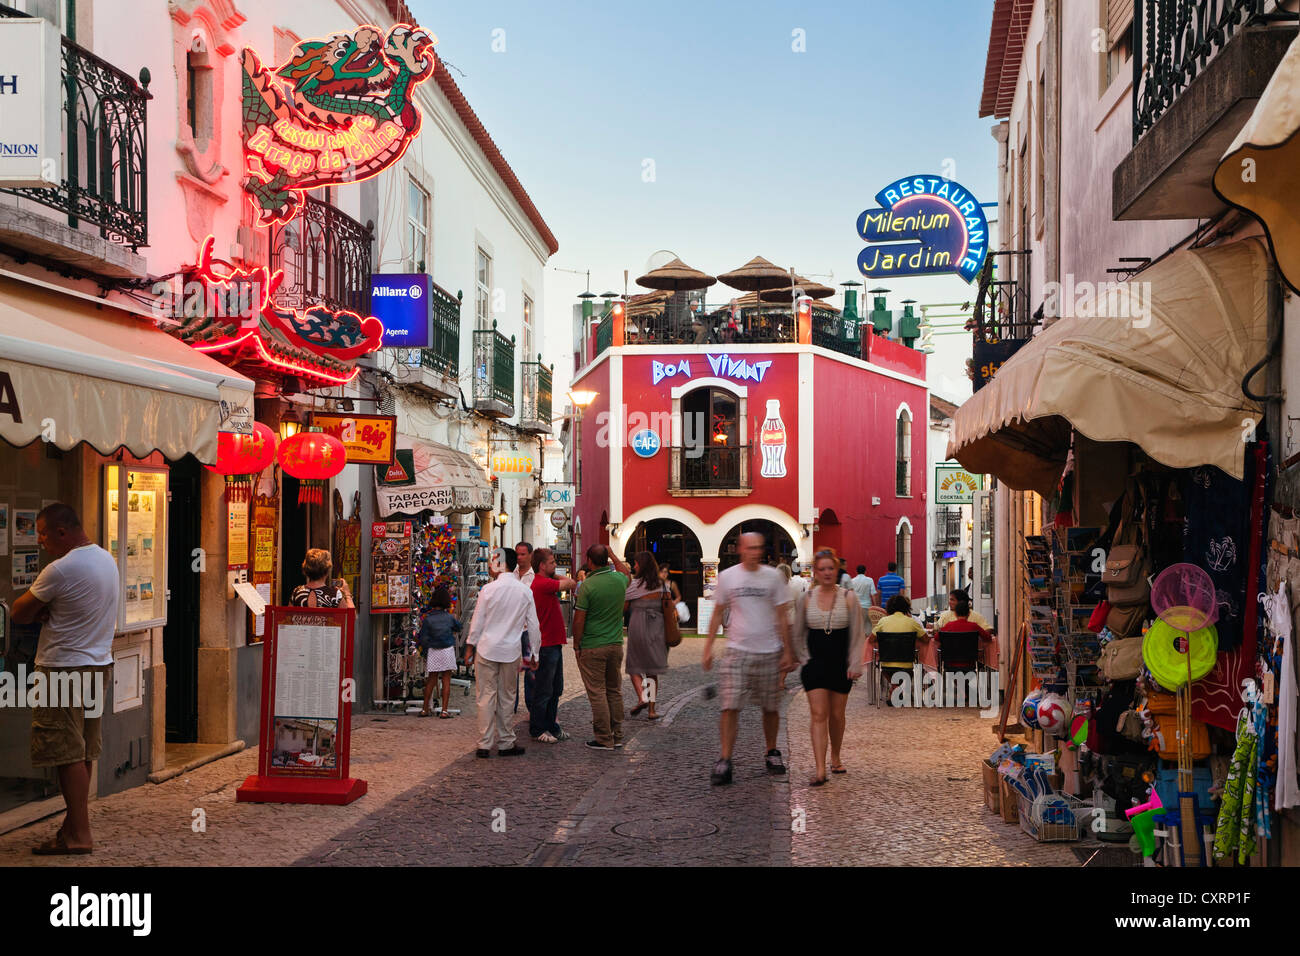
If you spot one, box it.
[11,503,120,855]
[850,565,877,624]
[703,533,794,785]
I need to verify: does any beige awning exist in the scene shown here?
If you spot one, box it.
[1215,30,1300,293]
[374,435,493,517]
[948,239,1270,494]
[0,275,255,465]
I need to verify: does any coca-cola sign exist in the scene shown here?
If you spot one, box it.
[758,399,787,479]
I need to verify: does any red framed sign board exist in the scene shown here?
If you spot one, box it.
[236,605,367,805]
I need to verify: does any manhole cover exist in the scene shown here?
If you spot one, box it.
[612,819,719,840]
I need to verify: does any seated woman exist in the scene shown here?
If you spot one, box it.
[936,597,992,641]
[868,595,928,707]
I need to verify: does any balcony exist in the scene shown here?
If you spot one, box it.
[472,322,515,418]
[0,6,149,275]
[518,357,553,433]
[270,196,373,316]
[937,508,963,546]
[670,445,751,495]
[1113,0,1298,221]
[390,282,461,399]
[811,312,861,358]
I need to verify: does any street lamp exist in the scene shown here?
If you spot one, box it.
[567,388,599,568]
[496,494,509,549]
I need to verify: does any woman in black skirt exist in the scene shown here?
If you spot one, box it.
[793,548,867,786]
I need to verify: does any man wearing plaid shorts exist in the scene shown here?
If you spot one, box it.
[703,533,795,785]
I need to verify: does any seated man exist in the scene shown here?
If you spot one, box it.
[933,589,991,632]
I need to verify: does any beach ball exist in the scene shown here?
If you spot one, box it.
[1021,689,1045,729]
[1066,712,1089,751]
[1036,693,1072,736]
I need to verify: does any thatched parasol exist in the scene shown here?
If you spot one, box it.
[717,255,792,293]
[759,274,835,302]
[635,257,716,292]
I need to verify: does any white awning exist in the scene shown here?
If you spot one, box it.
[1214,30,1300,293]
[948,239,1270,494]
[0,276,255,465]
[374,435,493,517]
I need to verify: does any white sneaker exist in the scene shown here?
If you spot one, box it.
[535,732,558,744]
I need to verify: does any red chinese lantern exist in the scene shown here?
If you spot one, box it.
[207,422,278,501]
[277,428,347,505]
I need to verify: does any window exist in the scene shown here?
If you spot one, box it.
[1018,134,1029,285]
[1035,70,1045,239]
[407,178,429,273]
[895,522,912,595]
[1103,0,1134,92]
[476,247,493,330]
[678,386,745,490]
[895,407,912,496]
[185,45,213,151]
[523,294,534,361]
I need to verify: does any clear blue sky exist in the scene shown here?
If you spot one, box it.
[411,0,1001,402]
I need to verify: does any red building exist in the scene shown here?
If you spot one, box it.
[571,295,929,622]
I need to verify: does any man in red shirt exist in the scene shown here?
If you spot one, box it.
[527,548,577,743]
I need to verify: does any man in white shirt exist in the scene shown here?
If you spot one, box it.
[465,549,540,757]
[11,503,119,855]
[703,533,794,785]
[850,565,877,625]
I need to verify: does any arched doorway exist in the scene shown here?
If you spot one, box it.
[815,508,842,563]
[719,519,797,570]
[624,518,704,626]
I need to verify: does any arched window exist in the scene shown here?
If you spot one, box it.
[895,519,912,594]
[674,384,747,491]
[895,406,912,496]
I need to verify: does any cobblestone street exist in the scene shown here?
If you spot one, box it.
[0,642,1073,866]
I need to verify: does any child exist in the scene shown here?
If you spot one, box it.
[418,586,462,718]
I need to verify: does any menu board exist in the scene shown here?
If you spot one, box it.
[249,495,278,643]
[103,466,167,631]
[228,499,249,570]
[370,521,412,613]
[237,604,365,803]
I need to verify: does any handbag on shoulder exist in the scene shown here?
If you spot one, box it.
[662,584,683,648]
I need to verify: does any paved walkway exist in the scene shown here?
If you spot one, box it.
[0,641,1075,866]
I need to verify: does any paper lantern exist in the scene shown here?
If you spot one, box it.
[207,422,277,501]
[278,429,346,505]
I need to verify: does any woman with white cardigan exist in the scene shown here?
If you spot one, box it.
[793,548,868,786]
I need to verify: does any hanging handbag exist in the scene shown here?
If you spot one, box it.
[1098,636,1145,680]
[661,584,683,648]
[1105,486,1151,605]
[1105,602,1148,638]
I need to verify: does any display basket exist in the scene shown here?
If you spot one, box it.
[1016,791,1089,843]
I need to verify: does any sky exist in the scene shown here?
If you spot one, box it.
[410,0,1001,404]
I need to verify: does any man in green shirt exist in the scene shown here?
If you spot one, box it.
[573,544,631,750]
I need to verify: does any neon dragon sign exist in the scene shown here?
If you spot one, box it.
[176,236,384,383]
[242,23,436,226]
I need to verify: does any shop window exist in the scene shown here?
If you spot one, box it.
[407,178,429,273]
[895,406,912,497]
[895,520,912,595]
[476,247,493,330]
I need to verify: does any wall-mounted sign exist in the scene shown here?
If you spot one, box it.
[649,354,773,386]
[935,466,983,504]
[310,412,396,465]
[371,274,432,347]
[972,338,1028,392]
[550,509,568,530]
[758,399,787,479]
[240,24,435,226]
[542,483,574,507]
[630,429,661,459]
[0,19,60,188]
[370,521,412,613]
[490,452,536,480]
[857,175,990,283]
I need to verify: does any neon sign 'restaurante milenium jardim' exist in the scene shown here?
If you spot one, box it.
[856,175,990,283]
[242,24,435,226]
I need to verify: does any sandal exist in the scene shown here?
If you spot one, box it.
[809,776,829,787]
[646,712,661,720]
[32,830,91,855]
[418,710,432,717]
[630,702,648,717]
[831,764,847,774]
[438,710,455,719]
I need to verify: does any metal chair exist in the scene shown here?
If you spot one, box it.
[871,631,920,708]
[935,625,985,707]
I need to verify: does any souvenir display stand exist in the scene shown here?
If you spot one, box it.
[985,440,1291,867]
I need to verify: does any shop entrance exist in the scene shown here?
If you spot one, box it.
[624,519,703,627]
[163,455,203,743]
[280,476,307,603]
[719,519,797,570]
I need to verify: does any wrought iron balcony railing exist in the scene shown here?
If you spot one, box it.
[0,5,149,249]
[938,509,963,544]
[392,281,461,393]
[270,196,373,316]
[1132,0,1288,143]
[472,322,515,416]
[520,357,553,432]
[674,445,750,491]
[811,312,861,357]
